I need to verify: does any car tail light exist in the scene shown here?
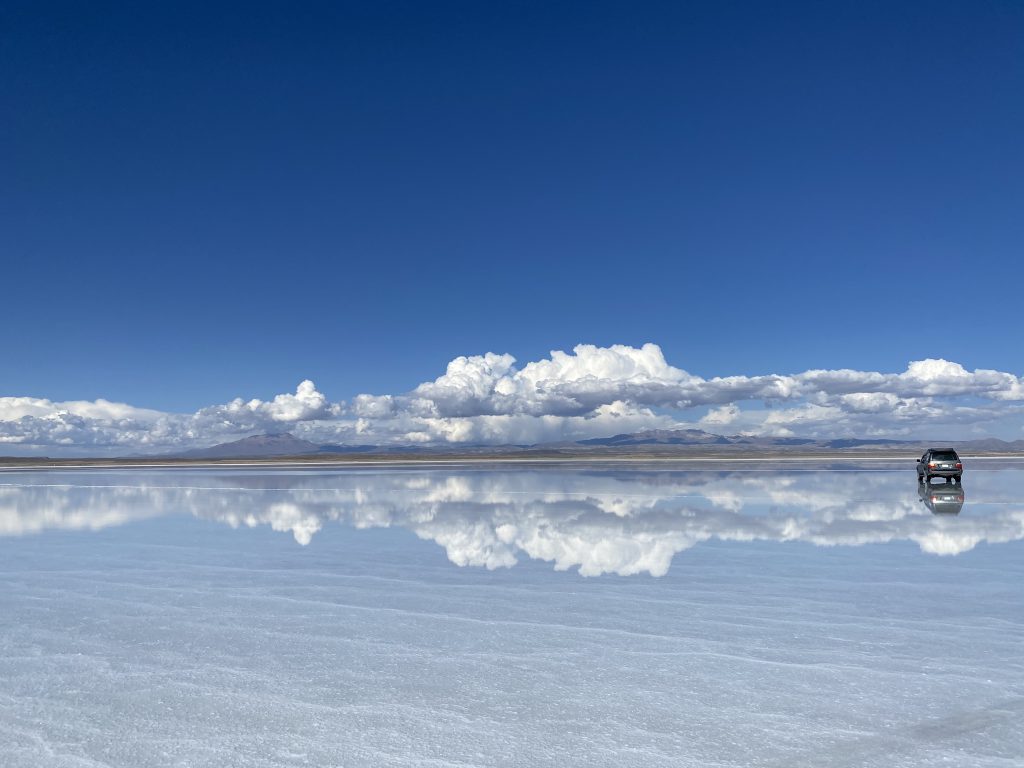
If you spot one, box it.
[956,463,962,469]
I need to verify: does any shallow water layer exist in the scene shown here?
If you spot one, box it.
[1,461,1022,767]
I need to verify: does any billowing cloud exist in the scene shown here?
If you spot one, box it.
[2,344,1024,455]
[192,379,333,430]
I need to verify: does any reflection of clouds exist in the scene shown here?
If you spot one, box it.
[2,469,1024,575]
[218,501,324,546]
[0,483,169,536]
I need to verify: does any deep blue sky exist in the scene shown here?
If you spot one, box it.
[3,0,1022,411]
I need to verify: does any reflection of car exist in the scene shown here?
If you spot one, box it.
[918,483,965,515]
[916,448,963,484]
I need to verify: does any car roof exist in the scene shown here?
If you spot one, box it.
[927,447,959,453]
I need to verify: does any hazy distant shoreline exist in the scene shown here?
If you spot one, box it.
[7,428,1018,469]
[3,448,1024,470]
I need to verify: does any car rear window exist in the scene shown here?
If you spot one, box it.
[932,451,958,461]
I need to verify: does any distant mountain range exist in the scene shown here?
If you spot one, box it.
[176,433,397,459]
[570,430,1024,452]
[176,433,322,459]
[576,428,903,448]
[168,430,1024,459]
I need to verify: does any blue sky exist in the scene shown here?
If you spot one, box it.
[2,1,1023,452]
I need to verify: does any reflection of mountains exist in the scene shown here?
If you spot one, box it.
[2,469,1023,576]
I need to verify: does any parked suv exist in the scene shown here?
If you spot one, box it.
[917,448,963,484]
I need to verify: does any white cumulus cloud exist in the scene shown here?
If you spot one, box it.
[2,345,1024,455]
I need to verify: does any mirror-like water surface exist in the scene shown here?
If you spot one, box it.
[1,461,1022,766]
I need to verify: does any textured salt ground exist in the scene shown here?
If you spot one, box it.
[0,465,1022,767]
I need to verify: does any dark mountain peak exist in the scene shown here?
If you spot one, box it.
[178,432,320,459]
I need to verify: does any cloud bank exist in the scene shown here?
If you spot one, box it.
[3,344,1024,455]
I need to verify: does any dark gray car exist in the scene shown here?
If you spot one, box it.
[916,448,963,484]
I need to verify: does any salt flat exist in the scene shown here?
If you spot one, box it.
[1,462,1022,767]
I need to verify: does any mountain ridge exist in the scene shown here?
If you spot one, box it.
[175,432,321,459]
[164,429,1024,459]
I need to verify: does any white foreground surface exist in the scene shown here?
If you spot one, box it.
[1,462,1022,766]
